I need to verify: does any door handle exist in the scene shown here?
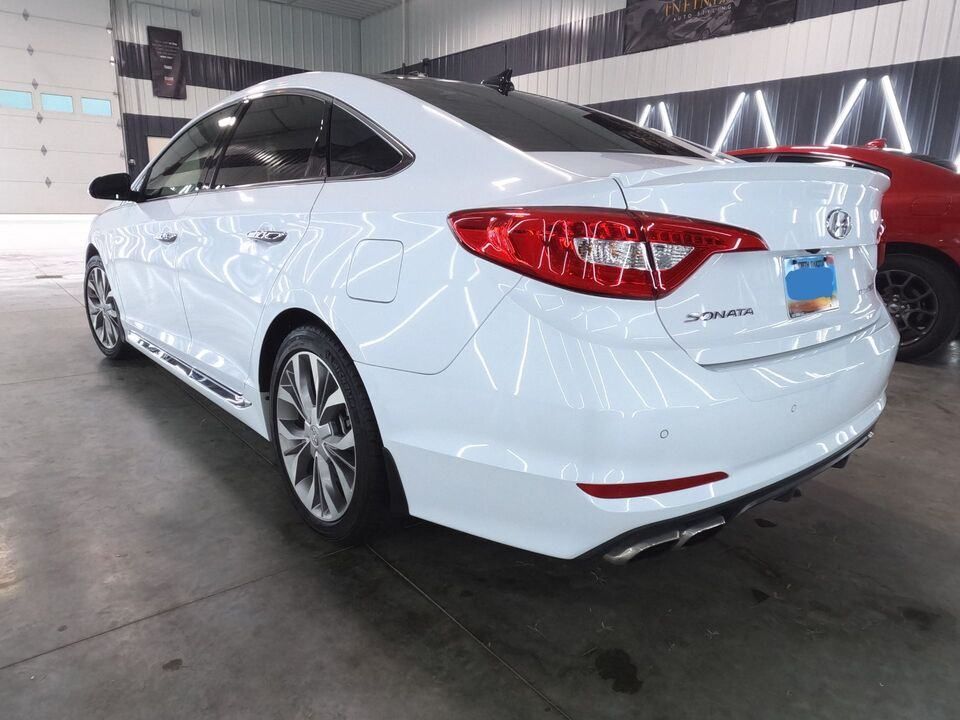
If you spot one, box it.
[246,229,287,243]
[155,231,178,243]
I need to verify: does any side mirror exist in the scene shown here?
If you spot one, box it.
[89,173,141,202]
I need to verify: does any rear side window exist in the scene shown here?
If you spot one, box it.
[328,105,404,177]
[375,77,705,157]
[143,105,238,199]
[213,94,330,188]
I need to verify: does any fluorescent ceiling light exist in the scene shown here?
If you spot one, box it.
[638,104,652,127]
[712,92,746,154]
[880,75,912,153]
[754,90,777,147]
[823,78,867,145]
[658,102,674,136]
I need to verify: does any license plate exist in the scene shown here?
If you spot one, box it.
[783,254,839,318]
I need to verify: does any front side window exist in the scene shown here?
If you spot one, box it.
[328,105,404,178]
[212,94,330,189]
[142,105,238,199]
[375,77,706,158]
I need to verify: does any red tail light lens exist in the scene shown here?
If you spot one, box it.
[448,207,766,299]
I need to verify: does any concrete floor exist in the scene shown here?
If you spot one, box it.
[1,216,959,719]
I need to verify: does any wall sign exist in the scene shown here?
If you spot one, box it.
[624,0,798,53]
[147,26,186,99]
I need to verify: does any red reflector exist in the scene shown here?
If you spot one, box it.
[576,471,728,499]
[448,207,765,300]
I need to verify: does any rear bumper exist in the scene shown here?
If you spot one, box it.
[358,279,898,559]
[594,424,874,563]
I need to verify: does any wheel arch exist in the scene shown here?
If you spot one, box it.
[257,307,337,395]
[85,243,100,261]
[255,306,409,516]
[884,241,960,285]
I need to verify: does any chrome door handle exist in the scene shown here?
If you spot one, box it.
[246,229,287,242]
[155,231,178,243]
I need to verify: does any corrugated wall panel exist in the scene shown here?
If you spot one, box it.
[359,0,627,74]
[112,0,362,173]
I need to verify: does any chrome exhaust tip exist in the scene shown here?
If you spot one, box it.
[602,515,726,565]
[674,515,725,549]
[603,529,680,565]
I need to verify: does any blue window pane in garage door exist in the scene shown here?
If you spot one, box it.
[81,97,112,116]
[0,89,32,110]
[41,93,74,113]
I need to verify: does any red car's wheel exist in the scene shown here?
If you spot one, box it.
[877,253,960,360]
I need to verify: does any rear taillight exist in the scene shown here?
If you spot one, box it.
[448,207,766,299]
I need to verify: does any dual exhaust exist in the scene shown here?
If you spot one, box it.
[600,429,875,565]
[603,515,725,565]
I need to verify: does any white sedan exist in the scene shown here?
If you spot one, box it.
[85,72,897,562]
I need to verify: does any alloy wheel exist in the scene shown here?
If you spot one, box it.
[275,351,356,522]
[86,266,122,349]
[876,268,939,347]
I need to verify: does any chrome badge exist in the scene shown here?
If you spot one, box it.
[826,209,852,240]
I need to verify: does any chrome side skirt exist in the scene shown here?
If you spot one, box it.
[127,332,251,408]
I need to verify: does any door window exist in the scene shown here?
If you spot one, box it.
[328,105,404,178]
[142,105,239,199]
[212,94,330,188]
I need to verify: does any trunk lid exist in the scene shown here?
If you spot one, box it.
[532,153,890,365]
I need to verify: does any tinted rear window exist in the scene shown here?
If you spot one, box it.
[376,77,704,157]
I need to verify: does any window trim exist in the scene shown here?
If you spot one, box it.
[198,88,415,196]
[133,88,415,203]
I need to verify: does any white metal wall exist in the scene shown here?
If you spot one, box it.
[359,0,625,74]
[0,0,124,213]
[114,0,362,122]
[514,0,960,106]
[359,0,960,104]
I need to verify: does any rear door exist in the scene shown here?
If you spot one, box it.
[176,92,330,393]
[615,162,889,364]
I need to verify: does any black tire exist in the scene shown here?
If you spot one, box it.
[83,255,133,359]
[878,252,960,361]
[269,324,387,543]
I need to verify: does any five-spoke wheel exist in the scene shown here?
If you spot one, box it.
[877,252,960,360]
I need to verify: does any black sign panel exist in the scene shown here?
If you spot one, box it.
[624,0,798,54]
[147,26,186,99]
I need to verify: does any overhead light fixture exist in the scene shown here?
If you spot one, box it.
[880,75,912,153]
[638,104,652,127]
[657,101,674,136]
[823,78,867,146]
[754,90,777,147]
[712,92,746,154]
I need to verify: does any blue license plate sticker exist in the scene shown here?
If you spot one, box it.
[783,254,839,318]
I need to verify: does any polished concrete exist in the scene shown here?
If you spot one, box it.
[1,220,959,719]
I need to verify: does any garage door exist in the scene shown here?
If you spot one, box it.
[0,0,125,213]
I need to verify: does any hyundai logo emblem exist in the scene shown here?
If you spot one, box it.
[826,209,852,240]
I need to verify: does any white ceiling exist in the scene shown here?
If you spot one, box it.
[280,0,403,19]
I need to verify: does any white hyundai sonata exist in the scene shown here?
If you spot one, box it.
[85,72,897,563]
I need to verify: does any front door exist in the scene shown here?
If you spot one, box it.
[109,104,239,354]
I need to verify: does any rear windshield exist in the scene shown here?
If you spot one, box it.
[375,76,706,158]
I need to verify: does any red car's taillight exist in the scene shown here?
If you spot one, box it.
[448,207,766,299]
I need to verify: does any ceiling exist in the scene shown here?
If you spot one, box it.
[278,0,404,19]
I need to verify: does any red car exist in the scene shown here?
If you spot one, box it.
[732,141,960,359]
